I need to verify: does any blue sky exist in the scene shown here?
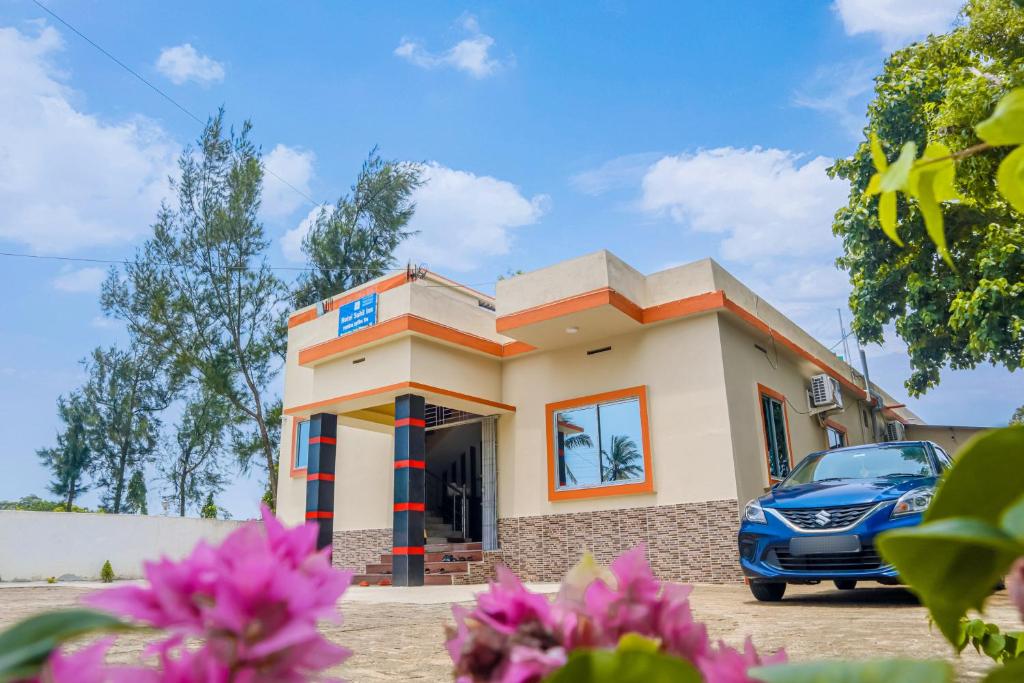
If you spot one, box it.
[1,0,1015,519]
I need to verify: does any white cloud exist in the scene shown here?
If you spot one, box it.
[0,25,177,253]
[570,152,663,196]
[395,15,507,78]
[155,43,225,86]
[640,147,849,263]
[793,62,875,139]
[52,266,106,293]
[280,205,326,263]
[262,144,315,219]
[832,0,962,47]
[398,163,548,271]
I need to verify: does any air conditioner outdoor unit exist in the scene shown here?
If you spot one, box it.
[885,420,906,442]
[808,374,843,412]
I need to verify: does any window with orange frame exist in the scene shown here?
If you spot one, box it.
[545,386,654,501]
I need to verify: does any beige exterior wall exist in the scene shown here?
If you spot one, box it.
[904,424,990,455]
[277,251,975,565]
[716,316,875,509]
[497,312,736,519]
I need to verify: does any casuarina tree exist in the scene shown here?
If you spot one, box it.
[160,387,232,517]
[81,345,173,514]
[124,469,148,515]
[36,392,93,512]
[293,148,421,308]
[102,110,288,505]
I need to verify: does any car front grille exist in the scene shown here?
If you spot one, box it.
[765,543,886,572]
[775,502,876,530]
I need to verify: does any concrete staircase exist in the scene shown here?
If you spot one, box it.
[425,512,460,545]
[352,541,484,586]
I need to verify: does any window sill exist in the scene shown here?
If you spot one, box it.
[548,479,654,501]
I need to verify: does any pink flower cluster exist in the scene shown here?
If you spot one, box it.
[35,506,353,682]
[446,546,784,682]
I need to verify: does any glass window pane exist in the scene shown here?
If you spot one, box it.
[761,395,790,479]
[553,395,646,491]
[597,398,645,483]
[827,426,846,449]
[296,420,310,469]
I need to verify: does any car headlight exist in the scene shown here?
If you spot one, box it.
[891,487,934,518]
[744,499,767,524]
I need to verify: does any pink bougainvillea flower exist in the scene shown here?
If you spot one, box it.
[576,545,708,661]
[698,637,787,683]
[24,637,156,683]
[86,505,353,681]
[1008,557,1024,620]
[446,567,565,683]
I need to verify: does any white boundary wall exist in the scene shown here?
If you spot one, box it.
[0,511,245,582]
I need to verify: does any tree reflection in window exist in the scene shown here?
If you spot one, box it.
[553,396,646,490]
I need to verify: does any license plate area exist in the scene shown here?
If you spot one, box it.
[789,535,861,556]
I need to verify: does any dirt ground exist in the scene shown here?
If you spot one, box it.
[0,582,1018,681]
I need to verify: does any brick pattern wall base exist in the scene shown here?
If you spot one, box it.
[331,499,742,585]
[491,499,743,584]
[332,528,392,572]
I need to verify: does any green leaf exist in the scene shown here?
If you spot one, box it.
[914,170,953,267]
[976,89,1024,146]
[869,133,888,172]
[983,632,1009,659]
[927,426,1024,524]
[879,142,917,192]
[983,657,1024,683]
[616,634,661,654]
[996,145,1024,214]
[865,172,882,195]
[878,191,902,246]
[877,518,1024,645]
[750,659,953,683]
[543,649,702,683]
[1001,495,1024,541]
[0,609,133,681]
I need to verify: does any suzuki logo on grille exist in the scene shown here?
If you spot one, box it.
[814,509,832,526]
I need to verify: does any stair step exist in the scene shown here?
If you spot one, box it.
[352,573,457,586]
[426,542,481,552]
[368,561,471,574]
[425,574,454,585]
[380,550,483,563]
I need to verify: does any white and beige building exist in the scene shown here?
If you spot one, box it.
[276,250,980,585]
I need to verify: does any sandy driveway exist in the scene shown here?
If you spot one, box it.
[0,581,1017,680]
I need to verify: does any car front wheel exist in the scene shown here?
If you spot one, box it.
[834,579,857,590]
[749,581,786,602]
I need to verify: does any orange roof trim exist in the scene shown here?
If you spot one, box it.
[287,272,410,329]
[283,380,515,417]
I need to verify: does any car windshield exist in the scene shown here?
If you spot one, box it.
[779,444,934,488]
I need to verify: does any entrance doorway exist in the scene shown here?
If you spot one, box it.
[424,418,483,544]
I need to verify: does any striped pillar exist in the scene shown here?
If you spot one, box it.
[305,412,337,554]
[392,394,425,586]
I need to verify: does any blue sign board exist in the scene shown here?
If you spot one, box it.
[337,293,378,337]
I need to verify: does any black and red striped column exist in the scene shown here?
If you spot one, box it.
[305,412,337,554]
[392,394,425,586]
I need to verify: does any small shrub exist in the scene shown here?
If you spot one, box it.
[46,577,56,584]
[100,561,114,584]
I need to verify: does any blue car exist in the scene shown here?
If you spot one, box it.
[738,440,953,601]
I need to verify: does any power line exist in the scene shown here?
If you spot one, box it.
[30,0,321,209]
[0,251,499,289]
[0,250,375,273]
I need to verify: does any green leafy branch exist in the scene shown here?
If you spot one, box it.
[877,426,1024,682]
[867,88,1024,268]
[957,618,1024,665]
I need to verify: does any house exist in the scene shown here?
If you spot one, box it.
[276,250,981,586]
